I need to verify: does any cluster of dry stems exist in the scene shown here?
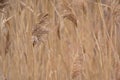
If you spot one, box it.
[0,0,120,80]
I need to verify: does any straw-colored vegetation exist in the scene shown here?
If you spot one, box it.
[0,0,120,80]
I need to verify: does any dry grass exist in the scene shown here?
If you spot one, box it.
[0,0,120,80]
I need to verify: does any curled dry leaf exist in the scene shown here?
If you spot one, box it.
[60,1,77,26]
[54,0,77,26]
[63,13,77,26]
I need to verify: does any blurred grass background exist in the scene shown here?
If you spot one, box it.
[0,0,120,80]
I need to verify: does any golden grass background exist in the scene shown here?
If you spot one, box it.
[0,0,120,80]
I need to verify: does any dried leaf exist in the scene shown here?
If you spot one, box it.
[58,1,77,26]
[63,13,77,26]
